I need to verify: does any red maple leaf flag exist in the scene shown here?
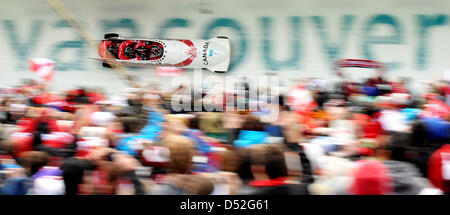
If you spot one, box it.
[28,58,55,82]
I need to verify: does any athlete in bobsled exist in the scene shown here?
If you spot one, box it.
[95,33,231,73]
[118,40,164,60]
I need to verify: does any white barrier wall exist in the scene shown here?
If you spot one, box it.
[1,0,450,95]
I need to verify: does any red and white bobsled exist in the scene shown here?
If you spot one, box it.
[94,33,231,73]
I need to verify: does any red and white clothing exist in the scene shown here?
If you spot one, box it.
[428,144,450,193]
[41,132,74,149]
[287,85,317,115]
[75,137,109,158]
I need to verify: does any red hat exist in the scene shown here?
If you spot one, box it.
[427,144,450,193]
[350,160,393,195]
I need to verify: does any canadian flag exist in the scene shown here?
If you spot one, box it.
[28,58,55,82]
[337,59,382,69]
[287,85,317,115]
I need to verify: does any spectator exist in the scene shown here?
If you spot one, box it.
[247,145,310,195]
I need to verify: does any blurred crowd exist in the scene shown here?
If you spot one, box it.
[0,66,449,195]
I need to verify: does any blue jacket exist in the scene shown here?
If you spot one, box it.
[117,110,165,156]
[234,130,270,148]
